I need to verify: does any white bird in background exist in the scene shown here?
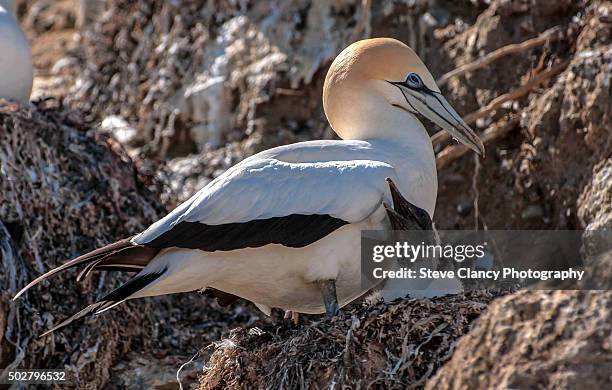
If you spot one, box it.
[0,0,33,103]
[15,38,484,335]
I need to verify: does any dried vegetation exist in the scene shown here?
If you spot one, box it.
[0,100,262,388]
[1,0,611,388]
[200,292,503,390]
[0,99,163,387]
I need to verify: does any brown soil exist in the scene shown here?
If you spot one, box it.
[427,251,612,390]
[16,0,80,97]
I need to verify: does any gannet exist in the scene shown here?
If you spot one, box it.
[0,0,33,103]
[14,38,484,335]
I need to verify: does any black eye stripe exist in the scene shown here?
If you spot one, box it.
[386,75,435,94]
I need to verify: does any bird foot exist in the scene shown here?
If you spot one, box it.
[317,279,340,318]
[284,310,300,325]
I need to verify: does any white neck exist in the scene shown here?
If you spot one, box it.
[328,85,438,215]
[330,83,433,151]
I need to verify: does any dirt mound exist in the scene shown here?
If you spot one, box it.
[199,291,504,389]
[427,253,612,389]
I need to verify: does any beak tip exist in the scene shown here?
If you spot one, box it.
[473,140,485,158]
[478,146,485,158]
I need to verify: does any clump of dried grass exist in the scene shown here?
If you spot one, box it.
[200,291,505,389]
[0,98,267,388]
[0,98,164,387]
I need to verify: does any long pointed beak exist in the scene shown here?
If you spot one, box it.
[390,81,485,157]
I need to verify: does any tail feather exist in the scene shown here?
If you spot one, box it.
[40,301,109,337]
[40,268,167,336]
[14,238,159,300]
[76,259,104,282]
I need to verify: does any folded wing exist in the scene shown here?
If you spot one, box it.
[15,155,398,302]
[133,157,398,250]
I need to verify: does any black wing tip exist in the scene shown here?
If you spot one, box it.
[15,237,154,300]
[39,269,166,337]
[39,301,109,337]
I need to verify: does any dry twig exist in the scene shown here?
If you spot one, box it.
[432,59,570,148]
[436,27,561,87]
[436,116,519,169]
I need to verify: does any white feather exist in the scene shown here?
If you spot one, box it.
[127,85,442,314]
[133,139,436,245]
[126,135,438,314]
[0,4,32,103]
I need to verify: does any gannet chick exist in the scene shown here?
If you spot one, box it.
[0,0,33,103]
[15,38,484,335]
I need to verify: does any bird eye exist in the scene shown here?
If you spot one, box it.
[405,72,423,89]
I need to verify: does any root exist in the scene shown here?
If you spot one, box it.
[436,27,562,87]
[436,116,519,169]
[349,0,372,42]
[472,154,481,230]
[433,59,570,150]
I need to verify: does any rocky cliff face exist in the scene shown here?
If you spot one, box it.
[70,0,610,232]
[427,251,612,390]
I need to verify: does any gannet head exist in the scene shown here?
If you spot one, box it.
[323,38,484,156]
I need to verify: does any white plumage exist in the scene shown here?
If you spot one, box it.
[0,0,33,103]
[15,38,484,334]
[136,139,435,241]
[131,138,437,313]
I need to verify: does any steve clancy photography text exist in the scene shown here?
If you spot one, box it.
[369,240,584,283]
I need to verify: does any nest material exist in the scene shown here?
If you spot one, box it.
[199,291,505,389]
[0,99,265,387]
[0,98,165,387]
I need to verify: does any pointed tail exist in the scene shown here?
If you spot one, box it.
[40,268,167,337]
[13,238,159,300]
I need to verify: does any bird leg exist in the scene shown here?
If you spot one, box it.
[284,310,300,325]
[317,279,340,318]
